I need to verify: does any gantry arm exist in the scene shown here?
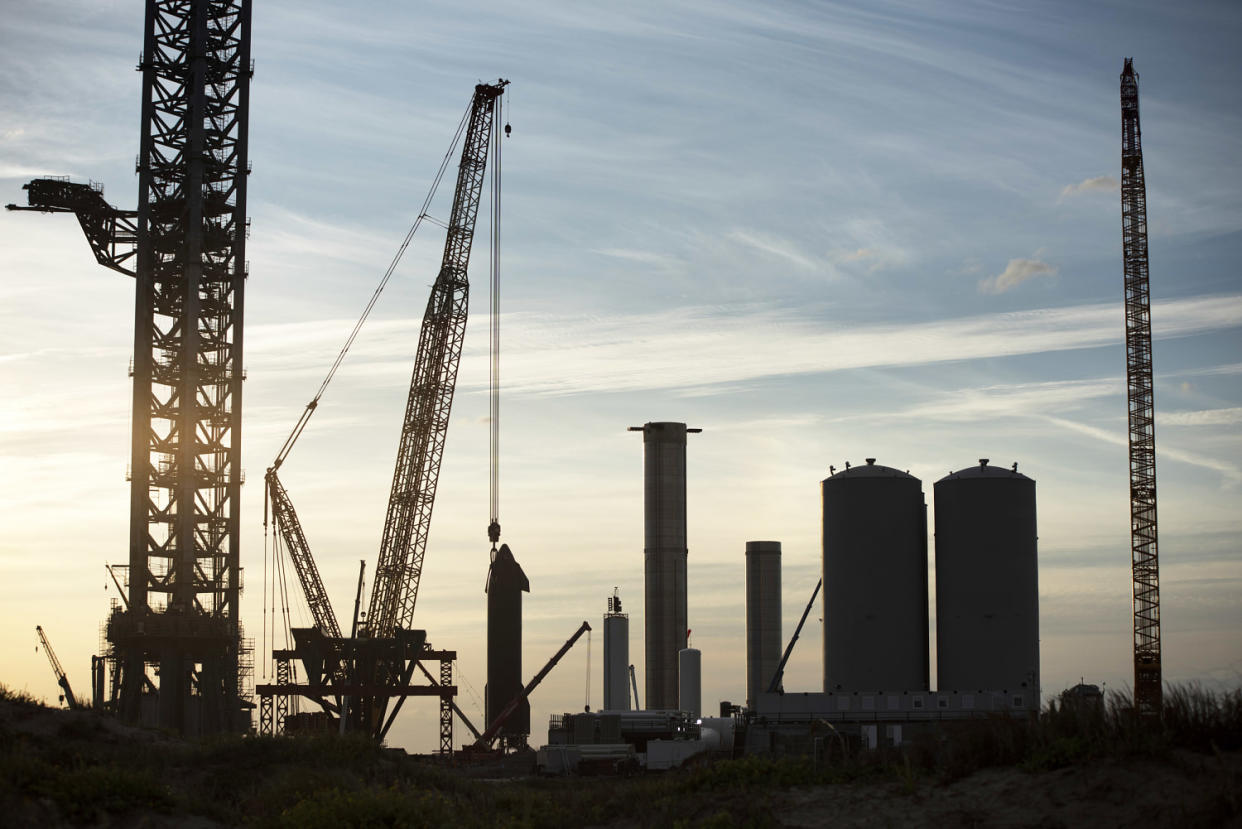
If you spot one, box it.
[7,178,138,275]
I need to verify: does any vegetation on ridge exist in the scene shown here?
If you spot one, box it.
[1,681,1239,827]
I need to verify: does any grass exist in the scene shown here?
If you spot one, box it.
[0,682,44,707]
[1,682,1239,827]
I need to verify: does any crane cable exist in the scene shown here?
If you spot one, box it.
[487,95,504,551]
[267,97,476,479]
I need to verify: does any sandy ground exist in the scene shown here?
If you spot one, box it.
[775,750,1241,828]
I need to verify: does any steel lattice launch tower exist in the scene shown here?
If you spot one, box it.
[629,422,700,710]
[112,0,253,734]
[8,0,254,733]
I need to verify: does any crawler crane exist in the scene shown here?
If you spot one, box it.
[256,80,507,747]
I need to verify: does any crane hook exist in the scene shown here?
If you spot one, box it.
[504,122,511,137]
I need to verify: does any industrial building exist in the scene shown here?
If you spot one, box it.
[742,457,1040,754]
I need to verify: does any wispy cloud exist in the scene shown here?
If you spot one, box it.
[978,258,1058,294]
[1161,407,1242,427]
[245,293,1242,400]
[848,378,1121,424]
[727,230,819,271]
[1042,416,1242,485]
[1173,362,1242,378]
[594,247,682,271]
[1058,175,1118,202]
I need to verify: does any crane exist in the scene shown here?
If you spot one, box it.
[767,578,822,695]
[1120,58,1162,717]
[629,664,641,710]
[472,621,592,750]
[36,626,80,710]
[367,79,508,639]
[255,80,508,741]
[266,471,342,640]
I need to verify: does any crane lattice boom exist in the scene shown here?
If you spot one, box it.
[367,81,507,637]
[1120,58,1162,717]
[36,626,80,710]
[266,470,342,639]
[474,621,591,749]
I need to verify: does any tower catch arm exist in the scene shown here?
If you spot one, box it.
[6,178,138,275]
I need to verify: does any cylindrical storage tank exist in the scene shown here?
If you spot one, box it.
[822,459,929,692]
[745,540,782,708]
[678,647,701,718]
[935,460,1039,698]
[603,592,631,711]
[630,421,699,710]
[486,544,530,738]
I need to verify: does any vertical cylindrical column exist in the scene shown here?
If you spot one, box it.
[822,459,929,693]
[935,460,1039,699]
[745,540,782,708]
[603,591,630,711]
[630,421,699,710]
[679,648,701,718]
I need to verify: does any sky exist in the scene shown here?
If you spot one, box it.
[1,0,1239,753]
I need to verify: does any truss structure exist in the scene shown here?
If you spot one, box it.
[107,0,253,733]
[1120,58,1162,717]
[366,82,507,640]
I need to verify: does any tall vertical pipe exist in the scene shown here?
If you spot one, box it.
[745,540,782,708]
[629,422,700,710]
[603,591,630,711]
[679,647,701,718]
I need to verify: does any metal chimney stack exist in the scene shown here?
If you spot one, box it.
[745,540,782,708]
[629,422,700,710]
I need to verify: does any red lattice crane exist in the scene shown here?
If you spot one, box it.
[1120,58,1162,717]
